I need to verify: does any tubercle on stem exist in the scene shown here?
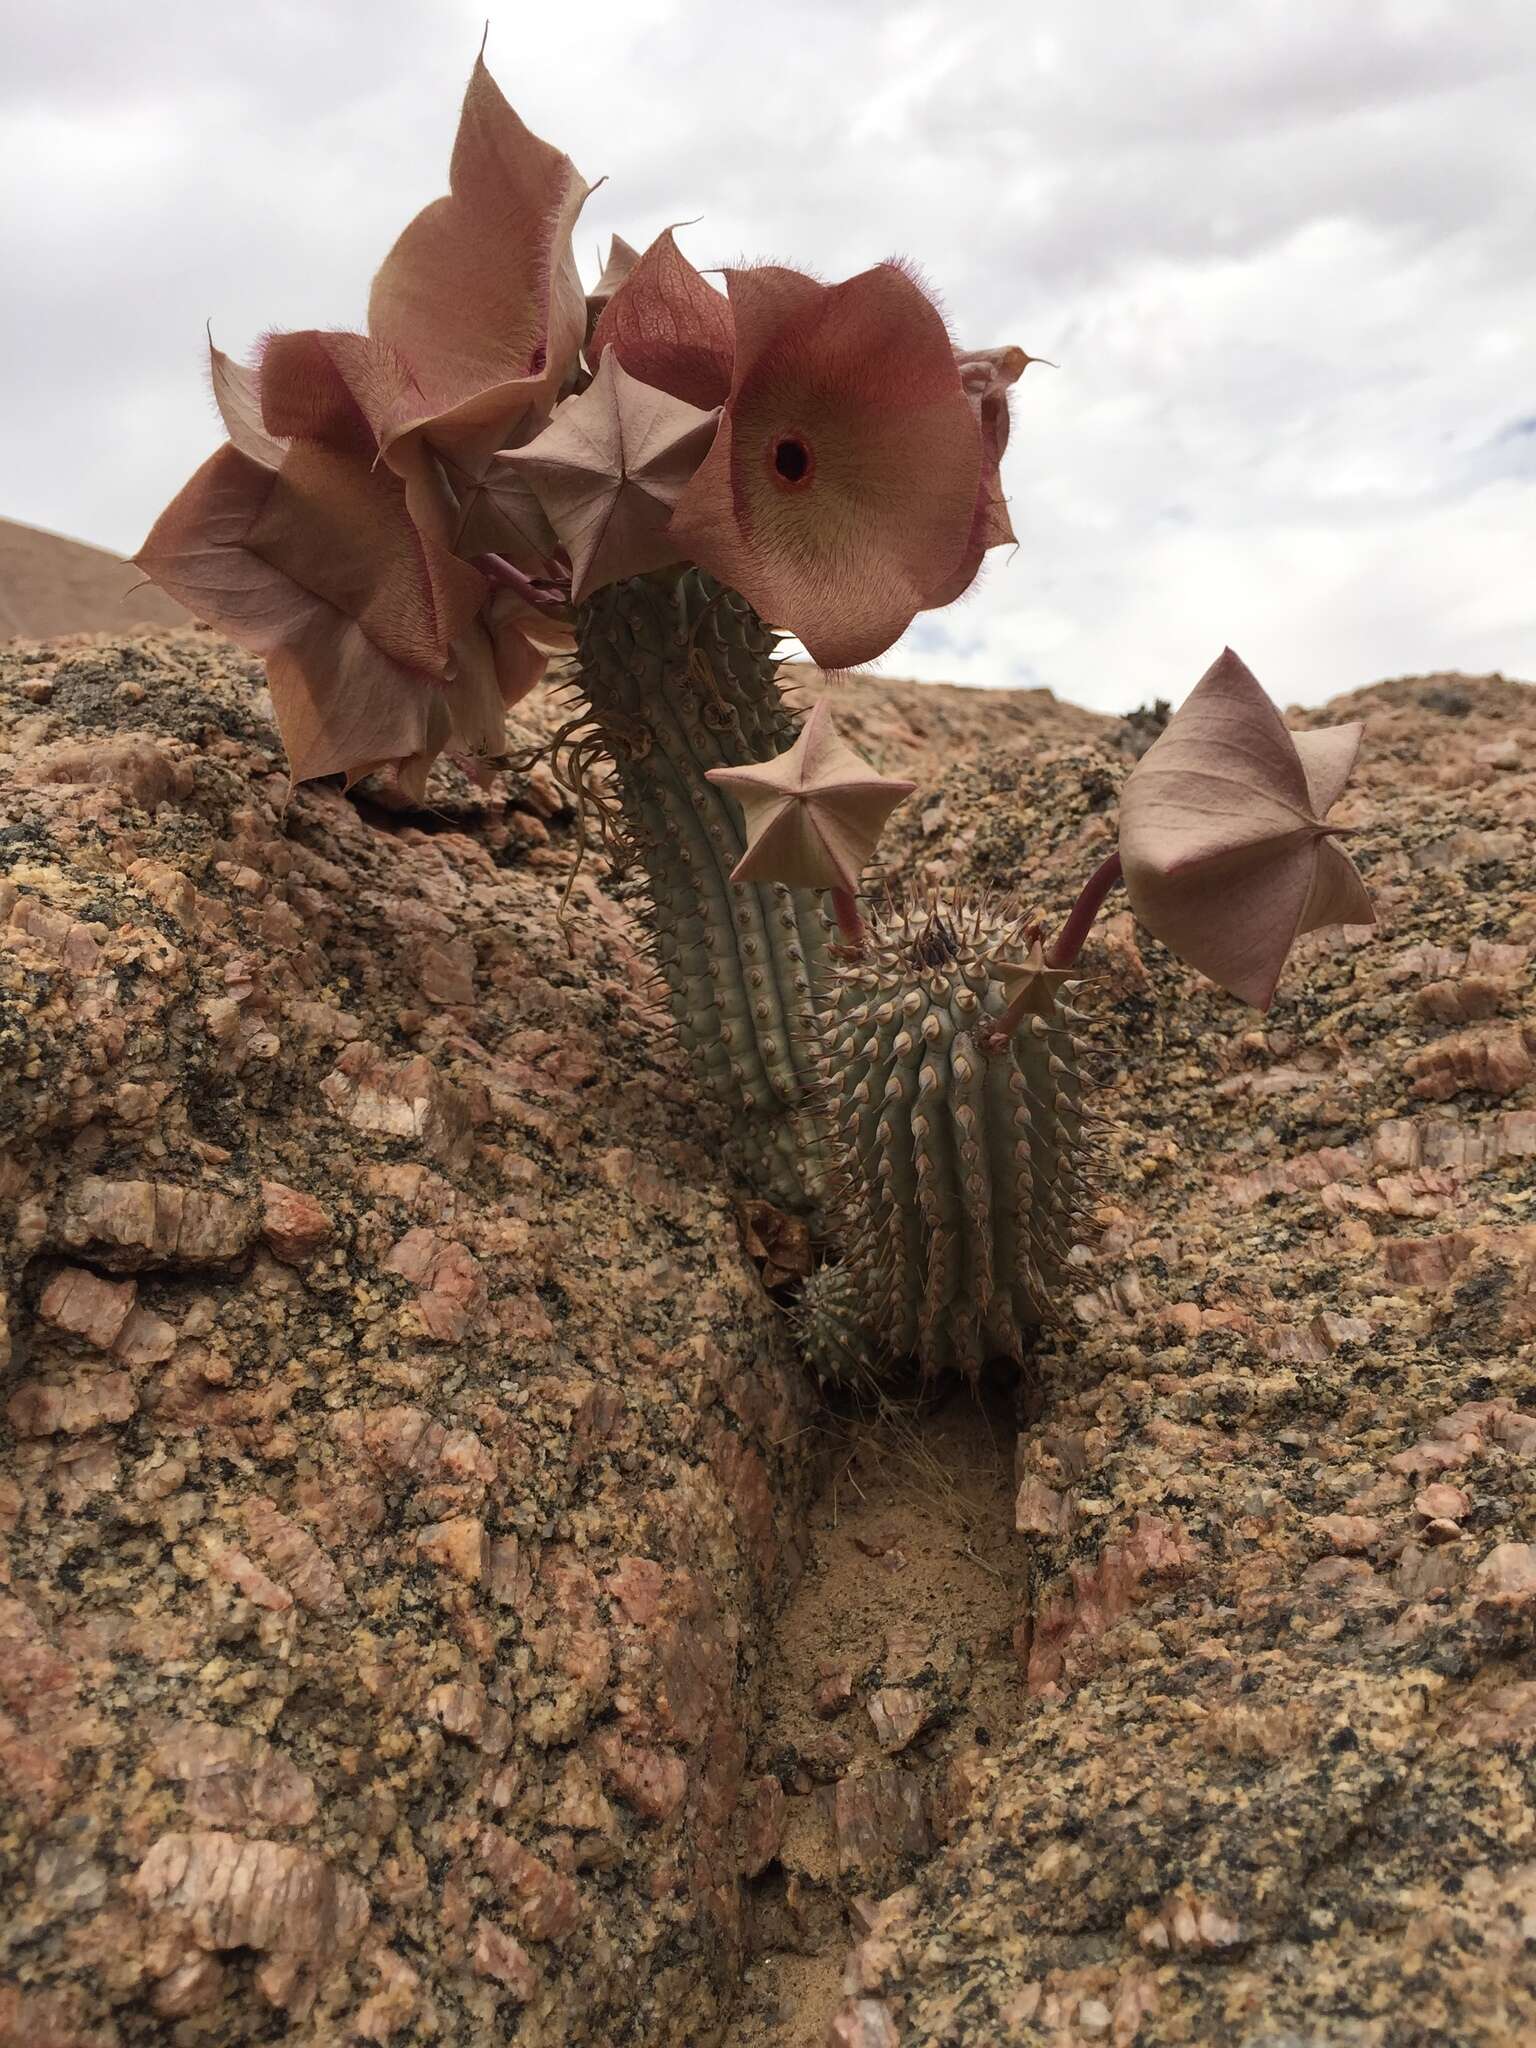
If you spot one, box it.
[826,849,1123,1031]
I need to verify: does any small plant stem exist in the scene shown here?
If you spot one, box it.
[989,987,1036,1045]
[1045,851,1123,968]
[474,552,570,615]
[829,887,867,959]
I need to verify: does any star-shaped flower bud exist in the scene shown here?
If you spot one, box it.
[500,351,719,601]
[1118,647,1375,1010]
[986,937,1075,1021]
[705,699,916,893]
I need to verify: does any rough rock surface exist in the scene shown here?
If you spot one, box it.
[827,672,1536,2046]
[3,623,1532,2048]
[0,628,831,2046]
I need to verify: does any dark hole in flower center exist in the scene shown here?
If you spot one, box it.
[773,437,811,484]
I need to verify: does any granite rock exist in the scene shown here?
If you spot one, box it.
[0,630,815,2047]
[832,674,1536,2047]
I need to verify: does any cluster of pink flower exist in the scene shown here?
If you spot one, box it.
[140,55,1375,1018]
[138,57,1029,799]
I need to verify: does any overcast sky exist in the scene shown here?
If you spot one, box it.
[2,0,1533,711]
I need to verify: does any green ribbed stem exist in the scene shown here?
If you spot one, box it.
[795,1260,883,1387]
[575,570,832,1208]
[816,901,1093,1376]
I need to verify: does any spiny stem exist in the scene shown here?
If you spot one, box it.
[1046,851,1123,968]
[829,887,867,959]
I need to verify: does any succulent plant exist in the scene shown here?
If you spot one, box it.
[812,897,1092,1378]
[572,568,838,1207]
[137,52,1376,1382]
[794,1259,884,1389]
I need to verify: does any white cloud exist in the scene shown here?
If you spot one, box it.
[2,0,1533,710]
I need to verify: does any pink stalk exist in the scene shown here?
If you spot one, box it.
[474,552,570,615]
[1045,851,1123,969]
[829,886,867,958]
[989,984,1040,1046]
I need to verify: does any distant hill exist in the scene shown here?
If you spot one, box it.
[0,516,189,640]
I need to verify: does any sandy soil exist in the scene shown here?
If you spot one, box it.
[727,1377,1028,2048]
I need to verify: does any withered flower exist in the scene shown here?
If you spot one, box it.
[1118,648,1375,1009]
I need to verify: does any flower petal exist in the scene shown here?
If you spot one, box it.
[208,338,283,468]
[367,56,590,476]
[924,344,1032,610]
[485,593,550,709]
[706,699,915,892]
[1119,647,1316,875]
[586,231,642,340]
[1298,836,1375,936]
[466,454,562,571]
[589,228,735,411]
[135,441,488,785]
[249,442,484,678]
[266,616,454,791]
[957,346,1030,470]
[439,616,518,760]
[255,327,490,568]
[136,444,322,653]
[1125,833,1317,1011]
[668,262,981,669]
[1292,722,1365,817]
[1118,649,1374,1008]
[258,330,406,458]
